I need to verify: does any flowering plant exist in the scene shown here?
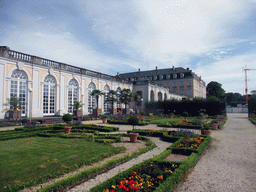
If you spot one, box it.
[102,162,178,191]
[176,137,204,149]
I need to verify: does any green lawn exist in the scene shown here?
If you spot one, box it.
[145,116,196,124]
[0,137,124,188]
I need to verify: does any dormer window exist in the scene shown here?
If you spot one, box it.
[173,74,177,79]
[159,75,163,80]
[180,73,184,78]
[166,74,170,79]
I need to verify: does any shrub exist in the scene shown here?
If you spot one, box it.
[128,116,139,130]
[62,114,73,124]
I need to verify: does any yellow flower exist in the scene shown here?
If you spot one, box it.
[4,186,7,188]
[111,185,116,189]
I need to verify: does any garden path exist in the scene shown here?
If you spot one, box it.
[69,136,172,192]
[175,113,256,192]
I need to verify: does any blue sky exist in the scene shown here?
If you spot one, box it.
[1,0,256,94]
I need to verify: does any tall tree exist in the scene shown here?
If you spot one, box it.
[105,90,117,115]
[90,90,104,117]
[119,88,133,114]
[250,90,256,95]
[206,81,225,100]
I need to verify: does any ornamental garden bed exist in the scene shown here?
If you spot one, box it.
[107,119,148,126]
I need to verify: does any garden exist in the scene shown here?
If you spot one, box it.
[0,96,228,192]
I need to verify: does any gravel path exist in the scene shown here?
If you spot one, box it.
[175,113,256,192]
[69,137,172,192]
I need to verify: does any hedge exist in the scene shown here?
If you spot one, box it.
[107,119,148,126]
[74,124,119,132]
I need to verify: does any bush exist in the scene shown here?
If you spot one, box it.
[62,114,73,123]
[127,116,139,130]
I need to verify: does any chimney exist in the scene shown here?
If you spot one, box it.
[117,72,120,76]
[138,68,140,71]
[156,66,158,70]
[172,66,175,70]
[187,68,189,70]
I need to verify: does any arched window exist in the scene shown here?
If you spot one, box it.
[68,79,79,113]
[88,82,96,114]
[43,75,56,115]
[103,85,110,113]
[10,70,28,116]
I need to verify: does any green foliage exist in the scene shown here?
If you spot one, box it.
[119,88,133,114]
[72,101,82,110]
[62,114,73,123]
[104,90,117,115]
[3,95,21,111]
[127,116,139,131]
[248,95,256,114]
[206,81,225,99]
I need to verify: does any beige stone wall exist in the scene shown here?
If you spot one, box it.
[6,63,16,76]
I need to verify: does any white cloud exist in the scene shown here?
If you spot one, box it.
[193,52,256,93]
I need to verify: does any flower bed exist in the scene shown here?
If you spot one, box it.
[91,161,179,192]
[157,121,202,129]
[175,137,204,150]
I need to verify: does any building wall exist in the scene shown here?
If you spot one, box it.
[0,57,133,119]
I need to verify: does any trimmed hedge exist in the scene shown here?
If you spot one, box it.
[157,122,202,129]
[249,118,256,125]
[107,119,148,126]
[74,124,119,132]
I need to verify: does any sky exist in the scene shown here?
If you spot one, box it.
[1,0,256,95]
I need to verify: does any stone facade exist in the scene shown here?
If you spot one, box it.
[0,46,185,119]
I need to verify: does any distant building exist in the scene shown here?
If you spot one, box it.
[117,66,206,98]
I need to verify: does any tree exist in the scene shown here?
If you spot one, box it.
[206,81,225,100]
[250,90,256,95]
[225,92,245,107]
[90,90,104,117]
[119,88,133,114]
[105,90,117,115]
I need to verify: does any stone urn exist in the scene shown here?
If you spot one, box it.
[129,132,139,142]
[102,118,107,124]
[211,123,218,130]
[201,130,212,135]
[64,126,72,134]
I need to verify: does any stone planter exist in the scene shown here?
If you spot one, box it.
[64,126,72,134]
[102,118,107,124]
[211,123,218,130]
[9,110,21,119]
[129,132,139,143]
[201,130,212,135]
[183,120,188,123]
[140,118,145,122]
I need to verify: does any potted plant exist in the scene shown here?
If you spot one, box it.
[169,113,174,119]
[139,111,145,122]
[72,101,82,117]
[101,114,108,124]
[201,124,212,135]
[128,116,139,142]
[211,120,218,130]
[62,114,73,133]
[182,111,189,122]
[3,96,22,119]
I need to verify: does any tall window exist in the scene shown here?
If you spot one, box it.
[116,87,121,111]
[10,70,28,116]
[88,82,96,114]
[103,85,110,113]
[43,75,56,115]
[68,79,79,113]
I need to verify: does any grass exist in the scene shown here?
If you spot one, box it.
[0,137,124,189]
[145,116,200,124]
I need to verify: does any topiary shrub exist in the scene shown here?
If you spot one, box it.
[128,116,139,131]
[62,114,73,125]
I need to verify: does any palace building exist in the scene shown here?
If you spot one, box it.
[0,46,204,119]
